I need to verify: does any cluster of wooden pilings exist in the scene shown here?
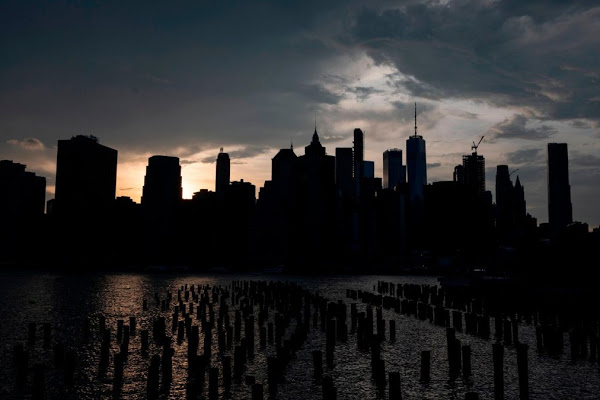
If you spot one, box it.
[345,281,537,399]
[9,278,599,399]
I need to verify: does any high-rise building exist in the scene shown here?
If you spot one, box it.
[216,149,230,197]
[0,160,46,218]
[141,155,182,263]
[363,161,375,179]
[495,165,514,234]
[495,165,511,208]
[406,104,427,205]
[0,160,46,263]
[142,156,182,207]
[514,176,526,219]
[547,143,572,231]
[294,127,336,266]
[335,147,353,198]
[462,152,485,194]
[353,128,364,181]
[54,135,117,216]
[383,149,405,190]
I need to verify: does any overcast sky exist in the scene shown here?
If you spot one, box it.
[1,0,599,228]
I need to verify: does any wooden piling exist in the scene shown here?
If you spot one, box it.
[517,343,529,400]
[420,350,430,383]
[389,371,402,400]
[493,343,504,400]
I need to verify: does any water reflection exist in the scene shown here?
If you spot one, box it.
[0,272,597,400]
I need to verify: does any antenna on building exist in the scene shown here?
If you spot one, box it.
[414,102,418,137]
[290,138,294,150]
[220,147,223,153]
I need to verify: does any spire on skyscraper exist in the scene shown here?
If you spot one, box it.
[414,102,418,137]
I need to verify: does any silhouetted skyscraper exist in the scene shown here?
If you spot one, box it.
[335,147,353,198]
[0,160,46,218]
[0,160,46,263]
[547,143,572,231]
[353,128,364,180]
[54,135,117,216]
[141,155,182,263]
[216,149,230,197]
[294,126,336,268]
[383,149,405,190]
[363,161,375,179]
[495,165,514,235]
[406,104,427,208]
[462,152,485,194]
[142,155,182,207]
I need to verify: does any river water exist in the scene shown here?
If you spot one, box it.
[0,271,598,399]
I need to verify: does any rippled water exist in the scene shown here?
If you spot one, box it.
[0,271,598,399]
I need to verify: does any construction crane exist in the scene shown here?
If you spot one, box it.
[471,135,484,153]
[509,168,520,176]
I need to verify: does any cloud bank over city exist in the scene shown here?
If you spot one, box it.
[1,0,599,226]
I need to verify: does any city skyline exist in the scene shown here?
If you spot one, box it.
[1,1,599,228]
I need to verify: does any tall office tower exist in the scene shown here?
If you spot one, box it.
[547,143,572,230]
[141,155,182,262]
[462,152,485,194]
[514,176,526,219]
[335,147,354,198]
[495,165,512,208]
[495,165,514,233]
[272,145,296,183]
[383,149,405,190]
[216,148,230,197]
[363,161,375,179]
[0,160,46,262]
[54,135,117,216]
[294,126,336,267]
[141,155,182,207]
[406,104,427,205]
[353,128,364,180]
[0,160,46,218]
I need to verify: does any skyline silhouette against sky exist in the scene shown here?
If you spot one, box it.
[1,0,599,227]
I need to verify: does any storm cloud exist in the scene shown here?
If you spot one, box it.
[1,0,599,226]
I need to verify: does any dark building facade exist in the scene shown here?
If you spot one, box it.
[335,147,354,198]
[141,155,182,263]
[54,135,117,217]
[547,143,572,232]
[216,149,230,197]
[0,160,46,264]
[462,152,485,194]
[293,128,336,269]
[406,105,427,250]
[383,149,405,190]
[142,155,182,208]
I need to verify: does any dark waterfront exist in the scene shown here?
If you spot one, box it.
[1,270,599,400]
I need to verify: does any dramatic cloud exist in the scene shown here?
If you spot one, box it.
[487,114,556,141]
[295,84,344,105]
[201,146,271,164]
[7,138,45,151]
[505,148,542,165]
[180,160,197,166]
[348,1,600,122]
[1,0,598,226]
[571,152,600,168]
[345,86,383,102]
